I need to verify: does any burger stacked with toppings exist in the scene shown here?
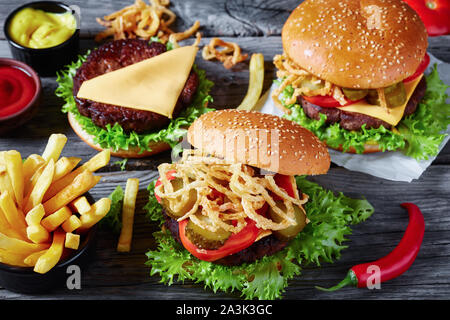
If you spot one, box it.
[154,109,330,265]
[56,39,213,158]
[273,0,450,158]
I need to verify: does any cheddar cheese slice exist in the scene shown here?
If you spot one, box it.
[77,46,198,119]
[337,75,423,126]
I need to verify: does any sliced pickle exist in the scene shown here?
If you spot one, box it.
[342,88,368,101]
[300,77,325,91]
[269,200,306,242]
[161,178,197,219]
[185,214,231,250]
[367,82,407,108]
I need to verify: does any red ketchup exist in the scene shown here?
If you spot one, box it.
[0,66,36,118]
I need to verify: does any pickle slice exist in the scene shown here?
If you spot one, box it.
[185,214,231,250]
[367,82,407,108]
[269,200,306,242]
[161,178,197,219]
[342,88,368,101]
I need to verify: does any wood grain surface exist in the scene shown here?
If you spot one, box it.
[0,0,449,300]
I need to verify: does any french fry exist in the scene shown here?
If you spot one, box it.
[23,159,55,214]
[42,170,99,215]
[24,204,50,243]
[64,232,80,250]
[26,225,50,244]
[0,232,49,256]
[53,157,79,181]
[0,191,27,238]
[41,206,72,232]
[237,53,265,111]
[34,229,65,274]
[70,196,92,215]
[117,178,139,252]
[0,207,28,241]
[23,154,45,183]
[24,164,45,198]
[25,204,46,226]
[0,249,29,267]
[41,133,67,163]
[43,150,110,202]
[0,171,15,203]
[62,215,82,233]
[78,198,112,232]
[23,249,47,267]
[5,150,24,208]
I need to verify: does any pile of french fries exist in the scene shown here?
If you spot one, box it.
[0,134,111,274]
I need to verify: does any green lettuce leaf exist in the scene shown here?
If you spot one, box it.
[98,185,124,234]
[279,65,450,160]
[144,176,374,300]
[55,52,214,154]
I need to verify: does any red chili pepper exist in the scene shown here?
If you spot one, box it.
[403,0,450,36]
[316,203,425,291]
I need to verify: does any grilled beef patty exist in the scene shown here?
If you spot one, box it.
[299,76,427,131]
[163,210,288,266]
[72,39,199,133]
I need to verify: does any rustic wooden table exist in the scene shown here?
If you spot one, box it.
[0,0,449,300]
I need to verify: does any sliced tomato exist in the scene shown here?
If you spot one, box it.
[154,170,177,203]
[272,174,296,200]
[403,53,430,83]
[302,95,362,108]
[178,218,260,262]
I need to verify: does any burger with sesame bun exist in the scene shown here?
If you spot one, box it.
[272,0,450,159]
[144,109,375,299]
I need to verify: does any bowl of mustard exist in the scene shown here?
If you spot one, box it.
[4,1,80,76]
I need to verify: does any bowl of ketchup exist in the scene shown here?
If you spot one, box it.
[0,58,41,135]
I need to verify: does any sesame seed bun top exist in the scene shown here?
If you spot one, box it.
[187,109,330,176]
[282,0,428,89]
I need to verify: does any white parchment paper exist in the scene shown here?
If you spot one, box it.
[258,53,450,182]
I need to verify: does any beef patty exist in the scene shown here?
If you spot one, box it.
[73,39,199,133]
[163,210,288,266]
[299,76,427,131]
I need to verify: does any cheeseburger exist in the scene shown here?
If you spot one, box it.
[272,0,448,158]
[153,109,330,265]
[56,39,213,158]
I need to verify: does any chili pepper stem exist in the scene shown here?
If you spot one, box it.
[315,270,358,292]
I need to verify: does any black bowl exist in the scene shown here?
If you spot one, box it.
[0,195,97,294]
[3,1,80,77]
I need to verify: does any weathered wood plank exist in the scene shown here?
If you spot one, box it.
[0,166,448,299]
[0,0,299,40]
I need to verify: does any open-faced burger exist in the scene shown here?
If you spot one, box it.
[56,39,213,158]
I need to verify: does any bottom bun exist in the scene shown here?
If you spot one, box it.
[326,141,383,154]
[68,112,171,158]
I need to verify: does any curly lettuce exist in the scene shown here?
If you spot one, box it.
[55,51,214,154]
[278,65,450,160]
[143,176,374,300]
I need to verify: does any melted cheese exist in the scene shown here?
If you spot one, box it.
[337,75,423,126]
[77,46,198,119]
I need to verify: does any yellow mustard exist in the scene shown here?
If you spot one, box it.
[8,7,76,49]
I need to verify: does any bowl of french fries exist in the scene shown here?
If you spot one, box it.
[0,133,112,293]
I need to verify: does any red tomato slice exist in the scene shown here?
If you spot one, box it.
[272,174,296,200]
[403,53,430,83]
[178,218,260,262]
[154,170,177,203]
[302,95,362,108]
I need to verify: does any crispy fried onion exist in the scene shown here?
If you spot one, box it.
[95,0,200,44]
[154,150,308,236]
[202,38,248,69]
[271,53,348,112]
